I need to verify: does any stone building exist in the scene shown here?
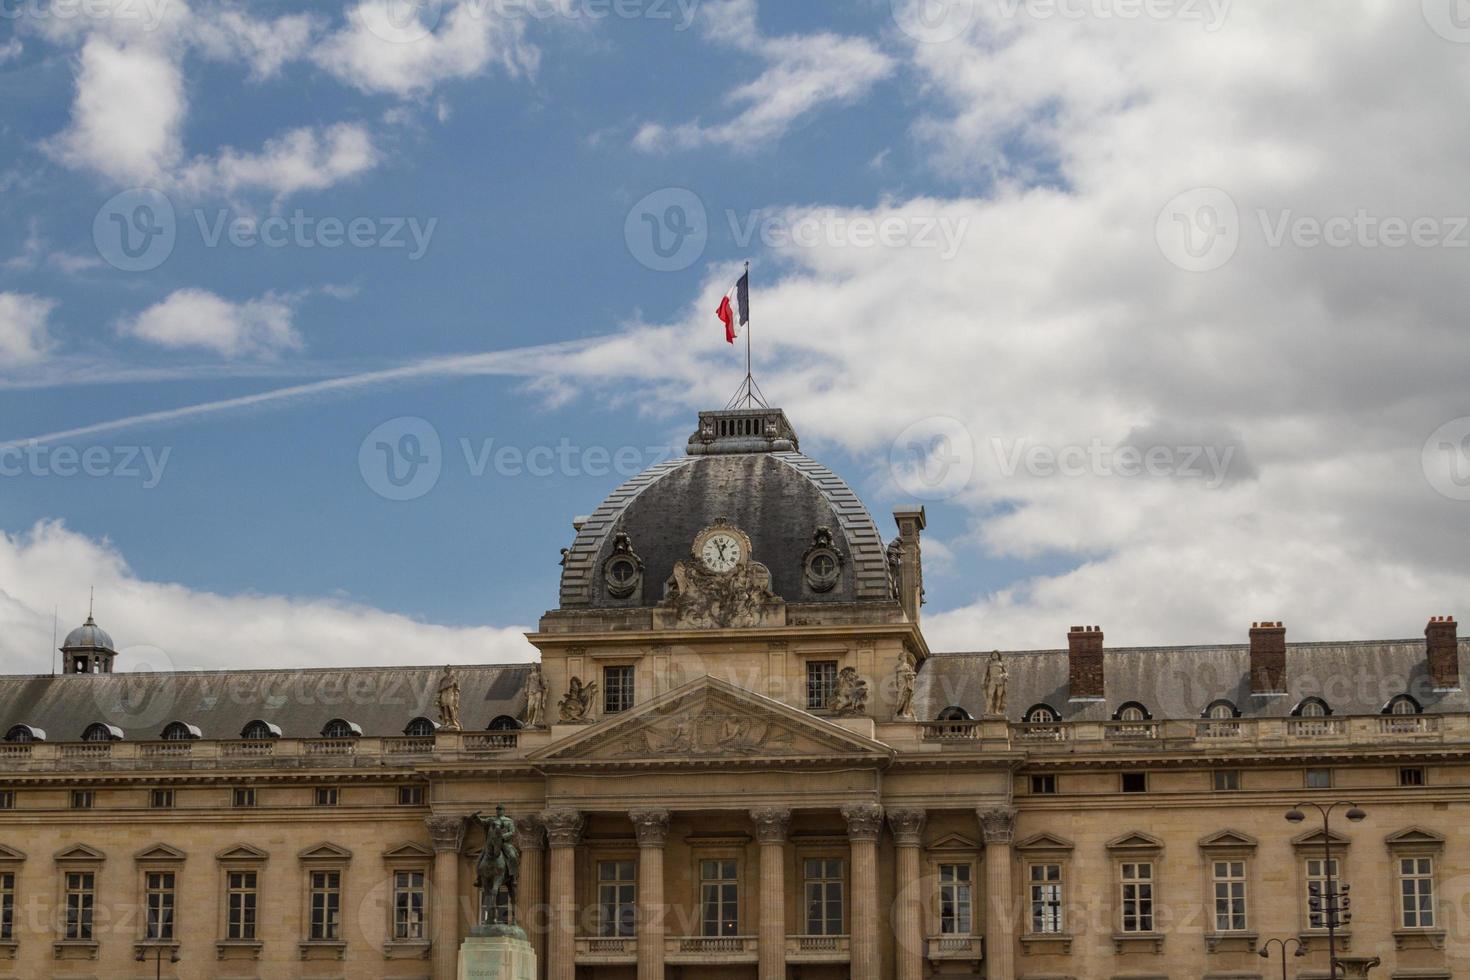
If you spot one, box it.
[0,405,1463,980]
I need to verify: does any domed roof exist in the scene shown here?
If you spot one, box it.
[559,409,893,609]
[62,615,115,653]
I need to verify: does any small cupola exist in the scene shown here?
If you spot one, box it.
[61,610,117,675]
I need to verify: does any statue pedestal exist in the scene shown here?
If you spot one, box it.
[457,932,537,980]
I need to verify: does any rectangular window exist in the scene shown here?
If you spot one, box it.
[803,859,844,936]
[700,860,739,937]
[398,785,425,806]
[1305,768,1332,789]
[232,787,256,808]
[806,661,838,710]
[1399,857,1435,928]
[1213,770,1241,792]
[70,790,93,810]
[1030,774,1057,795]
[309,870,342,940]
[1029,864,1063,934]
[64,871,95,940]
[145,871,176,940]
[1121,772,1147,794]
[1120,863,1154,933]
[1213,860,1247,932]
[0,872,13,941]
[227,871,257,940]
[0,791,13,810]
[315,787,339,807]
[603,666,635,714]
[1399,767,1426,787]
[1305,858,1341,930]
[149,788,174,809]
[393,870,426,940]
[938,864,973,935]
[597,861,636,938]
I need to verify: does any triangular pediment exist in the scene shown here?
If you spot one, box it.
[1385,827,1446,847]
[298,841,353,862]
[134,843,187,863]
[1198,829,1258,851]
[54,843,105,863]
[530,676,895,764]
[216,843,268,862]
[929,833,980,851]
[1292,828,1350,849]
[1017,832,1074,852]
[0,844,25,863]
[382,841,433,860]
[1106,831,1164,852]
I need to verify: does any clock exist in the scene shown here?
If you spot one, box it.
[700,532,743,573]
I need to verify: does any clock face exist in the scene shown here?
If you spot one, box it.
[700,532,743,573]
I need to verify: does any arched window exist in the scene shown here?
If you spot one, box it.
[1293,698,1331,718]
[1385,695,1421,716]
[488,716,523,731]
[404,717,437,738]
[240,720,280,740]
[936,706,973,722]
[160,722,200,741]
[5,724,40,743]
[1024,704,1059,724]
[1114,702,1152,722]
[81,723,119,742]
[321,719,361,739]
[1204,700,1239,720]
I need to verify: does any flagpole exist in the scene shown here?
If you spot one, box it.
[744,261,751,400]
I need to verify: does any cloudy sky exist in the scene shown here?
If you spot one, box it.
[2,0,1469,674]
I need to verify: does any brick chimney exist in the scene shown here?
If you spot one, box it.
[1249,621,1287,695]
[892,507,926,624]
[1067,626,1104,701]
[1427,616,1460,690]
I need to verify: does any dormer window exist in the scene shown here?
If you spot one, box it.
[5,724,41,743]
[160,722,201,741]
[403,717,437,738]
[240,720,281,740]
[1204,700,1239,720]
[1114,703,1152,722]
[321,719,362,739]
[488,716,523,731]
[1292,697,1331,718]
[936,706,973,722]
[1385,695,1422,716]
[81,723,121,742]
[1025,704,1059,724]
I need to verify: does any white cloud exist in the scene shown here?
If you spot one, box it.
[178,123,377,197]
[0,293,56,366]
[117,289,302,358]
[0,38,22,63]
[0,521,536,674]
[192,9,319,79]
[633,0,893,152]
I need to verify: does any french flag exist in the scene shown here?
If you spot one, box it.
[716,270,750,344]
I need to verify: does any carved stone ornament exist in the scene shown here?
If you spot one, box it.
[885,538,904,598]
[829,667,869,717]
[614,704,795,758]
[983,651,1008,718]
[979,807,1017,845]
[424,815,466,854]
[522,664,547,729]
[887,808,927,847]
[558,675,598,724]
[802,526,845,593]
[436,667,462,732]
[602,532,644,599]
[630,809,671,846]
[841,803,885,842]
[750,807,792,844]
[540,809,584,848]
[513,814,544,852]
[657,520,779,629]
[893,652,917,720]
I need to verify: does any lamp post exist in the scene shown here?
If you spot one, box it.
[1285,802,1366,980]
[134,944,178,979]
[1259,937,1307,980]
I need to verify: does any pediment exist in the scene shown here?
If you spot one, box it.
[54,843,105,863]
[134,843,187,863]
[1292,828,1350,849]
[1106,832,1164,853]
[1017,832,1075,852]
[1385,827,1446,848]
[928,833,980,852]
[298,841,353,862]
[0,844,26,863]
[382,841,434,860]
[1198,829,1258,851]
[530,676,894,764]
[216,843,268,862]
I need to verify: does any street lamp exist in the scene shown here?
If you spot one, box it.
[1259,937,1307,980]
[134,944,179,979]
[1285,802,1366,980]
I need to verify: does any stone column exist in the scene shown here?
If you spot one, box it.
[979,808,1017,980]
[542,809,584,980]
[887,808,926,980]
[842,803,884,980]
[425,814,466,980]
[515,815,547,977]
[630,809,671,980]
[750,808,792,980]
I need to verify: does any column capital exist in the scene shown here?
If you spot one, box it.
[750,807,792,844]
[977,807,1016,845]
[515,814,545,852]
[541,808,584,848]
[424,814,465,854]
[887,808,927,847]
[841,802,885,842]
[630,808,671,847]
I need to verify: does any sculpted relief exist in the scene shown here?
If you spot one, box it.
[654,519,783,629]
[613,704,797,757]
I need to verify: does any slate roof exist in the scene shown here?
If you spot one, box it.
[914,639,1470,723]
[0,664,530,742]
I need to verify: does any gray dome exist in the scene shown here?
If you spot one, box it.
[559,412,893,609]
[62,616,115,653]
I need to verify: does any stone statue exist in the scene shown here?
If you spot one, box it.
[469,805,520,932]
[893,652,917,720]
[885,538,904,597]
[437,667,461,731]
[983,651,1008,717]
[830,667,869,717]
[522,665,547,729]
[559,675,598,723]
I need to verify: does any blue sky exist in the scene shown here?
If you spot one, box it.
[2,0,1469,671]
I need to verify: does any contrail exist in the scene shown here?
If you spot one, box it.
[0,339,592,450]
